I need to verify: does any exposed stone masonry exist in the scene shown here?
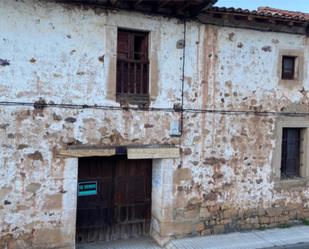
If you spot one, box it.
[1,0,309,248]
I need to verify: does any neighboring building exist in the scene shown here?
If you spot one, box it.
[1,0,309,248]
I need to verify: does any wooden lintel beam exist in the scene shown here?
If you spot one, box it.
[57,148,116,158]
[127,147,180,159]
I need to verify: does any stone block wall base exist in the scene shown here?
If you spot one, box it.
[151,231,171,247]
[0,237,74,249]
[32,245,74,249]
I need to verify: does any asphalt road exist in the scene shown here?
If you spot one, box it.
[264,242,309,249]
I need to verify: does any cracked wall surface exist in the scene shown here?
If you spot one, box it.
[1,0,309,248]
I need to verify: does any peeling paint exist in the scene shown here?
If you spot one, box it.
[0,58,10,66]
[0,0,309,248]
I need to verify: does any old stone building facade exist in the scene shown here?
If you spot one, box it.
[1,0,309,248]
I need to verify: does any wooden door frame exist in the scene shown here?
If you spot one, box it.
[64,156,174,247]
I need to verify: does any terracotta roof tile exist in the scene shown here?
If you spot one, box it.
[258,7,309,21]
[209,6,309,22]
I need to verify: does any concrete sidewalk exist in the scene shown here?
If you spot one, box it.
[76,225,309,249]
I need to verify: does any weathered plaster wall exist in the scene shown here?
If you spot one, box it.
[0,0,185,107]
[0,0,183,248]
[168,24,309,237]
[1,0,309,247]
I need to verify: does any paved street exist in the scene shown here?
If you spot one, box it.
[265,244,309,249]
[76,225,309,249]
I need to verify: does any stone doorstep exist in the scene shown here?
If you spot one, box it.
[152,232,170,247]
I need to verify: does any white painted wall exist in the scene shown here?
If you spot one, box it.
[1,0,309,247]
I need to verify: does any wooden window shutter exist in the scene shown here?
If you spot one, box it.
[116,29,149,104]
[281,128,301,178]
[282,56,296,80]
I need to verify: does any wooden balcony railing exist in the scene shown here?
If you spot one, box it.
[116,58,149,104]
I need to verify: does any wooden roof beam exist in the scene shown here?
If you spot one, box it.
[159,0,171,8]
[134,0,144,7]
[189,1,216,16]
[109,0,118,6]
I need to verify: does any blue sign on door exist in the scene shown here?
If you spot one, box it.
[78,181,97,196]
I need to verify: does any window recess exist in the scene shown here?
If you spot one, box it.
[280,128,303,179]
[281,56,296,80]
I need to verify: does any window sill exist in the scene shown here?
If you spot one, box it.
[116,93,149,107]
[279,78,302,88]
[274,177,309,190]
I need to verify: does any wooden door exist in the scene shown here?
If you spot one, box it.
[76,156,152,243]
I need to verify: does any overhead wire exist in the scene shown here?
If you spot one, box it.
[0,101,309,117]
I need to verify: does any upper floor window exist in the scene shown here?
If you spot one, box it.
[116,29,149,105]
[281,56,296,80]
[278,50,304,87]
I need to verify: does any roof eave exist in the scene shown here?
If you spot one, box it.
[54,0,217,17]
[198,8,309,35]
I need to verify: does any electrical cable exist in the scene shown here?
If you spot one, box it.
[0,101,309,117]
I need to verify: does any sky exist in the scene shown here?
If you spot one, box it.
[215,0,309,13]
